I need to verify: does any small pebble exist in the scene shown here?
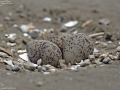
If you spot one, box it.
[102,43,108,48]
[20,25,29,33]
[6,65,12,71]
[6,33,16,39]
[106,33,112,40]
[88,55,95,61]
[16,5,23,13]
[48,68,57,72]
[37,59,42,66]
[12,65,21,72]
[96,36,103,40]
[29,30,39,39]
[43,72,50,75]
[0,52,9,58]
[94,48,99,53]
[95,41,99,45]
[4,16,10,21]
[8,34,17,43]
[7,73,11,75]
[8,12,12,16]
[72,30,78,35]
[9,36,16,43]
[43,64,56,71]
[38,66,46,72]
[57,17,63,23]
[36,81,44,87]
[94,53,101,58]
[43,17,52,22]
[60,25,68,32]
[68,65,79,71]
[80,59,90,67]
[24,63,37,71]
[99,18,110,25]
[107,41,112,44]
[116,46,120,52]
[0,24,3,28]
[16,8,23,13]
[11,49,16,53]
[19,13,26,18]
[23,33,30,37]
[84,59,91,63]
[46,66,57,72]
[102,57,111,64]
[118,53,120,60]
[13,24,18,28]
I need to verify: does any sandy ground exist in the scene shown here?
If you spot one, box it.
[0,0,120,90]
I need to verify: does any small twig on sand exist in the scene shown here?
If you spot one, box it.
[81,19,93,28]
[89,32,105,38]
[0,47,13,57]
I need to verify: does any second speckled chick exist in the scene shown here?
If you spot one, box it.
[63,33,94,64]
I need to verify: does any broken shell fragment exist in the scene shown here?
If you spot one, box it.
[17,49,27,54]
[19,53,30,62]
[24,62,37,71]
[64,21,78,28]
[7,42,16,47]
[4,60,14,66]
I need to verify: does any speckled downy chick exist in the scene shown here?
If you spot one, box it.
[41,29,71,50]
[26,40,62,67]
[63,33,94,64]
